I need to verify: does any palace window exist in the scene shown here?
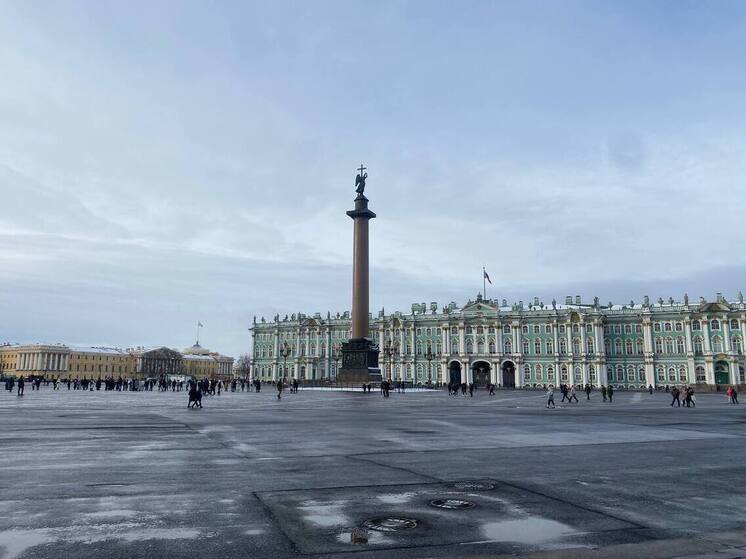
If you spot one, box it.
[561,365,568,381]
[547,365,554,380]
[477,326,483,334]
[654,323,661,332]
[676,322,683,331]
[522,325,529,334]
[624,339,632,354]
[692,320,701,331]
[536,364,543,380]
[740,366,745,384]
[534,339,542,355]
[587,338,595,354]
[533,325,540,334]
[693,337,703,355]
[624,324,632,334]
[504,340,512,354]
[604,339,610,354]
[676,338,685,354]
[665,338,674,354]
[615,339,622,355]
[488,326,495,334]
[711,320,720,330]
[572,338,581,355]
[489,340,496,353]
[657,366,665,382]
[572,324,579,334]
[503,325,511,334]
[679,366,688,382]
[524,365,531,381]
[545,325,552,334]
[465,326,472,334]
[477,340,485,354]
[417,343,423,355]
[616,365,624,381]
[546,340,554,354]
[668,367,676,382]
[733,336,743,354]
[696,366,706,383]
[654,338,663,354]
[586,324,593,333]
[451,327,458,335]
[559,339,567,355]
[627,365,635,381]
[604,326,610,334]
[639,366,646,383]
[589,364,596,381]
[559,325,566,334]
[614,324,621,334]
[731,319,740,330]
[450,339,458,353]
[574,366,582,382]
[607,366,614,380]
[664,322,672,332]
[712,336,723,353]
[522,340,530,354]
[636,324,643,334]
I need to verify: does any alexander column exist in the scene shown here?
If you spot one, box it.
[337,164,382,384]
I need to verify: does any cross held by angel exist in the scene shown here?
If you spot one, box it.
[355,164,367,195]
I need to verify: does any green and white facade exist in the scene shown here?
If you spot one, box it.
[250,293,746,388]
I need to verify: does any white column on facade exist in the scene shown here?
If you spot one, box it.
[730,360,740,385]
[458,325,465,355]
[595,322,604,357]
[580,322,587,357]
[702,317,712,352]
[723,320,732,352]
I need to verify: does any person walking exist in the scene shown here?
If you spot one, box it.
[685,386,695,408]
[569,386,579,403]
[489,383,496,396]
[17,375,25,396]
[546,387,555,408]
[671,386,680,407]
[726,386,734,404]
[648,384,654,395]
[607,385,614,403]
[601,385,607,402]
[276,380,283,400]
[585,384,592,400]
[733,386,739,404]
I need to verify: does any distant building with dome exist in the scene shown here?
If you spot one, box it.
[250,292,746,389]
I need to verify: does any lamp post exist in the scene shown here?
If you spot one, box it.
[425,345,436,387]
[279,342,291,383]
[382,340,399,381]
[332,345,342,380]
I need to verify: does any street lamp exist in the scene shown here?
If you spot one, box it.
[279,342,291,382]
[332,344,342,380]
[382,340,399,381]
[425,345,436,386]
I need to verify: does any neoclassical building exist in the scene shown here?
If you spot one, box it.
[250,292,746,388]
[0,342,235,381]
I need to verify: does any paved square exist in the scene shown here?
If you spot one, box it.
[1,387,745,558]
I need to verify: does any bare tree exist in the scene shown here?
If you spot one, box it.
[235,354,252,378]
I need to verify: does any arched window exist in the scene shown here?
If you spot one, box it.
[451,327,458,335]
[657,366,665,381]
[522,340,530,354]
[521,325,529,334]
[546,340,554,354]
[730,319,739,330]
[625,340,633,354]
[488,340,496,353]
[616,365,624,381]
[624,324,632,334]
[535,364,543,380]
[627,365,635,381]
[639,366,646,383]
[712,336,723,353]
[417,343,423,355]
[654,338,663,354]
[477,339,485,354]
[711,319,720,330]
[668,367,676,382]
[733,336,743,354]
[572,324,579,334]
[310,344,316,356]
[504,339,512,354]
[574,366,582,382]
[692,320,701,331]
[636,339,644,355]
[524,364,531,381]
[679,366,687,382]
[589,364,597,381]
[572,338,581,355]
[561,365,568,380]
[615,339,622,355]
[676,338,685,354]
[665,337,674,354]
[545,325,552,334]
[466,326,473,334]
[559,339,567,355]
[693,336,703,355]
[547,365,554,380]
[450,338,458,353]
[465,340,473,354]
[695,366,706,382]
[503,324,511,334]
[300,343,306,356]
[664,322,672,331]
[533,325,540,334]
[477,326,483,334]
[534,339,542,355]
[587,338,595,354]
[604,339,611,354]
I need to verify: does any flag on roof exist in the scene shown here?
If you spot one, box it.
[483,269,492,284]
[198,321,204,327]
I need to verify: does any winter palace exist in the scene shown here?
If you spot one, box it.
[250,292,746,388]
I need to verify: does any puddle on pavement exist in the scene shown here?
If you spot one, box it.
[376,492,416,505]
[299,500,349,528]
[481,516,578,544]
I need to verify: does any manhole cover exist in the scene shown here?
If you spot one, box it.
[362,517,419,532]
[429,498,476,510]
[453,480,495,491]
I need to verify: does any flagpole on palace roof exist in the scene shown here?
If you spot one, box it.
[483,265,486,300]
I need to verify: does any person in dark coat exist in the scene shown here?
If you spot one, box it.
[17,376,25,396]
[607,385,614,403]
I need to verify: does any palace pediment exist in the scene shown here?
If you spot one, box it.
[697,301,732,313]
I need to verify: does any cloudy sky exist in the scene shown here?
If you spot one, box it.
[1,1,746,357]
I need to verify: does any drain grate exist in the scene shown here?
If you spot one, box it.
[429,498,476,510]
[453,480,495,491]
[362,517,419,532]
